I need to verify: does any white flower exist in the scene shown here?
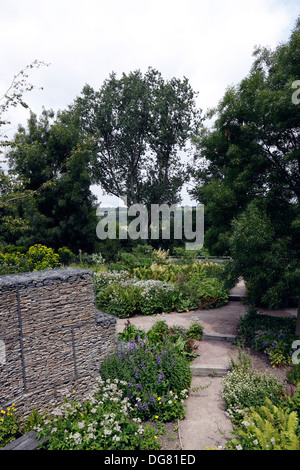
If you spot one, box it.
[241,420,250,427]
[236,444,243,450]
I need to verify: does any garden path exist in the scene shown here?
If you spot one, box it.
[116,280,298,450]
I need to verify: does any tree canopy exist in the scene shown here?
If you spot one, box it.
[6,109,98,251]
[72,67,201,208]
[190,17,300,307]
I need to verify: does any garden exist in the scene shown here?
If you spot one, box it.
[1,243,300,451]
[0,317,202,450]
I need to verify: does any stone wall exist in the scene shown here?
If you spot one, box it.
[0,268,116,418]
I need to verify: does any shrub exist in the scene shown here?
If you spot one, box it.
[187,321,204,340]
[253,327,294,367]
[0,251,30,274]
[95,273,187,318]
[0,244,68,275]
[237,313,297,367]
[26,244,60,271]
[226,397,300,450]
[0,405,22,448]
[181,276,228,309]
[57,246,74,265]
[223,361,285,423]
[94,270,132,289]
[34,378,162,450]
[96,284,143,318]
[286,364,300,386]
[100,332,192,421]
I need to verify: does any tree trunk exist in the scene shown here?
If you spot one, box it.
[296,296,300,336]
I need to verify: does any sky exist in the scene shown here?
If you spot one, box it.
[0,0,299,206]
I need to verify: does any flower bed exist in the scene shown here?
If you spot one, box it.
[94,259,230,318]
[236,312,298,367]
[222,353,300,450]
[0,320,197,450]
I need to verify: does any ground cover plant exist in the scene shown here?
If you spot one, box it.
[100,320,194,422]
[222,352,300,450]
[33,378,166,450]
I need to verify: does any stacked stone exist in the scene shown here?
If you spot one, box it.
[0,268,116,418]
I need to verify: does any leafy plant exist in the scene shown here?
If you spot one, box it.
[237,313,298,367]
[286,364,300,386]
[187,321,204,340]
[0,405,22,448]
[100,328,192,421]
[223,361,285,423]
[35,378,162,450]
[226,397,300,450]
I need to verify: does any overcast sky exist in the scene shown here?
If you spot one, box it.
[1,0,299,205]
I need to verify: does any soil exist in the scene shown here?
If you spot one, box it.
[158,421,183,451]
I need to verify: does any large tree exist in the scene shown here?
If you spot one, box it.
[190,17,300,308]
[73,67,201,208]
[6,109,98,252]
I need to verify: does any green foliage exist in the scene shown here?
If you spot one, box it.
[0,243,77,275]
[95,270,187,318]
[0,250,30,274]
[0,405,22,448]
[6,109,98,253]
[0,244,62,274]
[95,257,229,318]
[237,313,297,367]
[34,378,162,450]
[73,68,201,208]
[100,326,192,421]
[57,246,75,265]
[190,18,300,305]
[226,397,300,450]
[286,364,300,386]
[26,244,60,271]
[96,284,143,318]
[187,321,204,340]
[223,360,285,423]
[180,276,228,309]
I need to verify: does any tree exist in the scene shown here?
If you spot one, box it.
[0,60,49,147]
[190,17,300,308]
[0,60,51,245]
[6,109,98,252]
[73,67,201,208]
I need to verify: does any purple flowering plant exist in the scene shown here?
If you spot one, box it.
[100,323,192,421]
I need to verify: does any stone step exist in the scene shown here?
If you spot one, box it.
[190,363,230,377]
[228,294,245,301]
[202,332,237,342]
[191,337,238,377]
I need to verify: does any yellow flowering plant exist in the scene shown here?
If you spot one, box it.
[0,405,22,448]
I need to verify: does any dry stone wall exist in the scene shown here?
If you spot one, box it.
[0,268,116,418]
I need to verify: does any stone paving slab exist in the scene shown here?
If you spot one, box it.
[179,376,233,450]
